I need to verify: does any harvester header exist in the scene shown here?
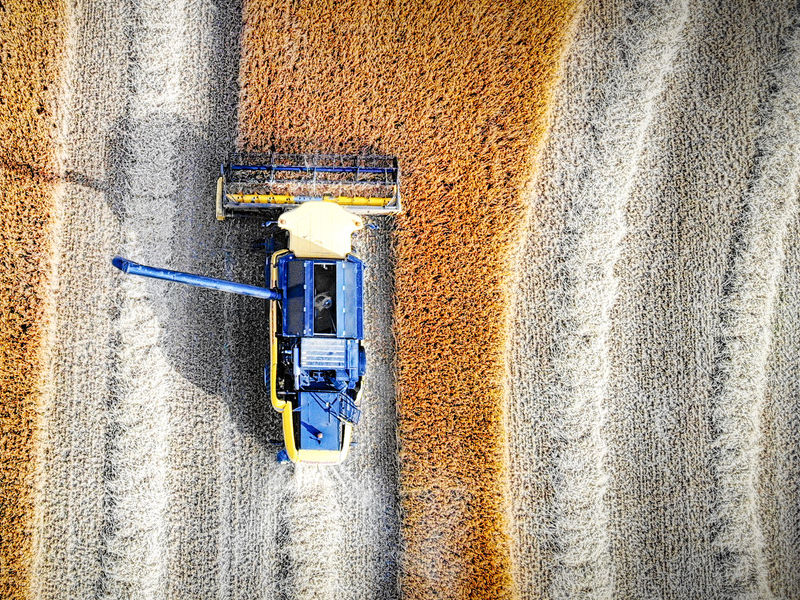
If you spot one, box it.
[216,153,401,219]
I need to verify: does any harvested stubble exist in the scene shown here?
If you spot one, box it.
[30,0,272,597]
[0,2,65,598]
[15,0,396,597]
[505,1,800,598]
[240,1,578,597]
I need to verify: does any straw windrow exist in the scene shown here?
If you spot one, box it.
[711,19,800,598]
[760,199,800,600]
[30,1,255,597]
[505,1,689,597]
[506,1,800,598]
[508,1,687,598]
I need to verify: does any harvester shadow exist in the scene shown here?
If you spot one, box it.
[101,110,404,596]
[104,112,283,450]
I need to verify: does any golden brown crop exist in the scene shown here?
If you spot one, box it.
[239,2,578,596]
[0,2,66,598]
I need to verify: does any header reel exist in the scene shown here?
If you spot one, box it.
[216,153,401,220]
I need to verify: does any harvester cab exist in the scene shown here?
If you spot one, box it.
[113,154,401,465]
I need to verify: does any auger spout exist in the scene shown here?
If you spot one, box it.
[112,256,282,301]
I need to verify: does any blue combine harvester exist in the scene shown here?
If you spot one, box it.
[113,154,401,464]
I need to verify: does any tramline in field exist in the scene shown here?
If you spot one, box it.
[113,153,401,464]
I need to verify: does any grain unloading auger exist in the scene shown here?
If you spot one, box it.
[113,154,401,465]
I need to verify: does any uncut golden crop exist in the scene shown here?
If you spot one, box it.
[0,2,66,599]
[240,1,578,597]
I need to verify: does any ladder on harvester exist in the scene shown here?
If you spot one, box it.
[333,391,361,425]
[308,390,362,426]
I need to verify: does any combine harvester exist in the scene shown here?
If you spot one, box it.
[113,154,401,464]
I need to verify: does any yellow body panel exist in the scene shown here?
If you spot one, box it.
[269,249,289,411]
[298,444,349,465]
[215,177,225,220]
[281,405,300,463]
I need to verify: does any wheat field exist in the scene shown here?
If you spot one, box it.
[2,1,799,600]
